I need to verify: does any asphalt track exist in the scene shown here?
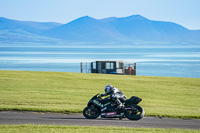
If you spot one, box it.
[0,111,199,129]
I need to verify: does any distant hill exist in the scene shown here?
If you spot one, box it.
[42,16,124,42]
[0,17,63,44]
[43,15,200,44]
[0,17,61,34]
[0,15,200,45]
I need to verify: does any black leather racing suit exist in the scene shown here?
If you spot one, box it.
[100,87,127,109]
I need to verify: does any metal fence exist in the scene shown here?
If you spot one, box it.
[80,62,91,73]
[80,61,136,75]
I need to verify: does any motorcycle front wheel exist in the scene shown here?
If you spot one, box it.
[125,105,145,120]
[83,106,100,119]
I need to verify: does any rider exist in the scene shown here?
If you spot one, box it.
[99,84,127,110]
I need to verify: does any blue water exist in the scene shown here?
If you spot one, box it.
[0,46,200,78]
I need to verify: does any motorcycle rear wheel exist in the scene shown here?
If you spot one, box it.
[83,106,100,119]
[125,105,145,120]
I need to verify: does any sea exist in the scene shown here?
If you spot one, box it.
[0,45,200,78]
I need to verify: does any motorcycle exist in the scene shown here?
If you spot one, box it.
[83,94,145,120]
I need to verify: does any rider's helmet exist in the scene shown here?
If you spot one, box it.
[105,84,113,93]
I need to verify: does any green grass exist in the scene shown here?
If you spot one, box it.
[0,70,200,119]
[0,125,199,133]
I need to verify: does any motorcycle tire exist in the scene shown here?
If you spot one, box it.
[125,105,145,120]
[83,106,100,119]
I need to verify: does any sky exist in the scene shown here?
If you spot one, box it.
[0,0,200,30]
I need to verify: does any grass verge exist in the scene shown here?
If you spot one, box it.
[0,125,199,133]
[0,70,200,119]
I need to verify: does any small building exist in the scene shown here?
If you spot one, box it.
[80,60,136,75]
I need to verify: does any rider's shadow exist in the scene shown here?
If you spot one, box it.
[43,117,120,120]
[43,117,85,120]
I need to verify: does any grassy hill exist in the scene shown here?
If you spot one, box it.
[0,70,200,119]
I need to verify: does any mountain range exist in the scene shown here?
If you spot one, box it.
[0,15,200,45]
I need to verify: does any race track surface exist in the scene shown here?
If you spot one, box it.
[0,111,199,129]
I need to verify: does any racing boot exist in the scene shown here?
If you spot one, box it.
[115,99,124,111]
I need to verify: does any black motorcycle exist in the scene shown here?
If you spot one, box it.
[83,94,145,120]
